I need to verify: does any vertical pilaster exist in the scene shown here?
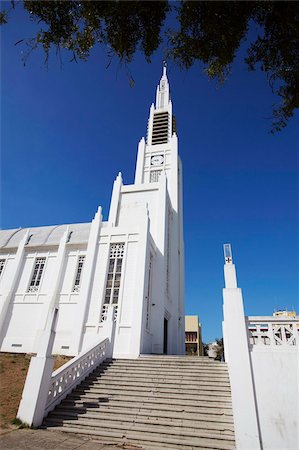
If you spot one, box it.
[151,173,167,354]
[169,133,178,211]
[0,230,30,346]
[39,227,69,333]
[72,206,102,354]
[147,104,154,145]
[108,172,122,226]
[129,205,150,358]
[17,307,57,427]
[134,138,146,184]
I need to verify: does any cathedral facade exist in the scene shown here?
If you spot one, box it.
[0,67,185,359]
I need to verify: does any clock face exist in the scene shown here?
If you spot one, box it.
[151,155,164,166]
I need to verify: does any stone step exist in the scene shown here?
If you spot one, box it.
[94,368,229,385]
[61,398,234,418]
[106,359,227,367]
[55,403,234,424]
[44,357,234,449]
[94,367,230,380]
[78,383,232,399]
[43,419,235,449]
[43,425,235,449]
[102,360,228,370]
[49,408,235,434]
[73,386,232,403]
[67,392,233,411]
[89,373,230,392]
[82,379,231,393]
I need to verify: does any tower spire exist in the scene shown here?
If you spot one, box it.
[162,59,167,78]
[155,61,170,110]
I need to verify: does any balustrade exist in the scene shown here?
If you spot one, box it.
[45,337,110,415]
[246,316,299,347]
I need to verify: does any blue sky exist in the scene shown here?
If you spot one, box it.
[1,4,298,342]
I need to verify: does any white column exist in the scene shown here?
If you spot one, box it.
[147,104,154,145]
[39,227,70,332]
[168,133,178,211]
[72,206,102,354]
[129,205,150,358]
[0,230,30,345]
[108,172,122,226]
[134,137,146,184]
[17,307,58,427]
[151,173,167,354]
[222,245,261,449]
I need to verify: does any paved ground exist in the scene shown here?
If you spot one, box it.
[0,428,144,449]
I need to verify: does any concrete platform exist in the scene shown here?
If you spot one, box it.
[0,428,144,449]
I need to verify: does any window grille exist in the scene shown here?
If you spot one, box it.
[73,256,85,292]
[28,257,46,292]
[100,304,109,322]
[113,305,118,322]
[0,259,5,277]
[100,243,125,322]
[150,170,162,183]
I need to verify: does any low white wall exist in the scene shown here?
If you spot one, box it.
[250,348,298,450]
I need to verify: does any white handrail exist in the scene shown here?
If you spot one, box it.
[45,337,110,415]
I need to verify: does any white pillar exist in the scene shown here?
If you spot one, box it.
[40,227,70,332]
[108,172,122,226]
[17,307,58,427]
[72,206,102,354]
[147,104,154,145]
[151,173,167,354]
[128,206,150,358]
[222,244,261,449]
[0,230,30,345]
[134,137,146,184]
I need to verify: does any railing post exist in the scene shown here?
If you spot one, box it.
[17,308,58,427]
[222,244,261,449]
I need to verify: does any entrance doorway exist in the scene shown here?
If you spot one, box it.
[163,318,168,354]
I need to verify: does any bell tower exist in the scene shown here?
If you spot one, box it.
[134,63,180,211]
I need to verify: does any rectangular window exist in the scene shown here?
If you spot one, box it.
[73,255,85,292]
[0,259,5,277]
[185,332,198,343]
[28,257,46,292]
[150,170,162,183]
[100,243,125,322]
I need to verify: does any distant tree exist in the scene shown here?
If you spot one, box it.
[1,1,298,132]
[202,342,209,357]
[213,338,224,362]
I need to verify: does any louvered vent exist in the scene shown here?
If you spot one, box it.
[152,112,169,145]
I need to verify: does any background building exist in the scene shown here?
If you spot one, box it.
[0,66,185,359]
[185,315,203,356]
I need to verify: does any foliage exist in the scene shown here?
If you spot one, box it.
[1,0,298,132]
[213,338,224,361]
[11,417,30,428]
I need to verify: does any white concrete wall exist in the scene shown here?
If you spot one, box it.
[223,254,299,450]
[250,348,298,449]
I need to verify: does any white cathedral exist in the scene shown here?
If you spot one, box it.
[0,66,185,359]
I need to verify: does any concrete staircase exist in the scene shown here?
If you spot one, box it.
[43,356,235,449]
